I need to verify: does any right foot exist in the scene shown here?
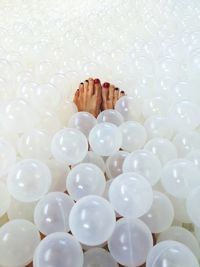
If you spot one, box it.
[101,82,125,110]
[73,78,102,118]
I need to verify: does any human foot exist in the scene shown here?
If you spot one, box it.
[101,82,125,110]
[73,78,102,118]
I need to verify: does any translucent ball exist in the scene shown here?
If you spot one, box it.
[123,149,162,185]
[57,100,78,125]
[7,198,36,222]
[161,159,200,198]
[146,240,199,267]
[169,196,192,223]
[106,151,129,179]
[186,186,200,227]
[109,172,153,218]
[157,226,200,260]
[7,159,52,202]
[0,181,11,217]
[108,218,153,267]
[81,151,106,173]
[144,115,174,140]
[0,219,40,267]
[89,123,122,156]
[83,248,119,267]
[144,137,177,165]
[115,96,142,121]
[33,232,83,267]
[34,192,74,235]
[36,110,61,135]
[68,112,97,138]
[47,159,70,192]
[17,82,38,102]
[186,149,200,170]
[69,195,116,246]
[66,163,106,200]
[142,96,169,119]
[119,121,147,152]
[97,109,124,126]
[51,128,88,165]
[0,138,16,176]
[173,131,200,157]
[168,101,200,133]
[18,129,52,160]
[140,191,174,233]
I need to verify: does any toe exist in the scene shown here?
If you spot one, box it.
[79,82,84,94]
[108,84,115,101]
[94,78,101,96]
[102,82,110,103]
[73,89,79,104]
[114,88,119,103]
[120,90,125,97]
[88,78,94,95]
[83,79,89,96]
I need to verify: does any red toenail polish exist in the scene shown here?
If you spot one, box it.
[103,82,110,88]
[94,78,100,84]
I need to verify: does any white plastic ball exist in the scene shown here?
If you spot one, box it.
[123,149,162,185]
[66,163,106,200]
[89,123,122,156]
[97,109,124,126]
[186,149,200,170]
[81,151,106,173]
[0,219,40,267]
[140,191,174,233]
[142,96,169,119]
[33,232,83,267]
[115,96,142,121]
[0,138,16,176]
[119,121,147,152]
[108,218,153,267]
[7,159,52,202]
[18,129,52,160]
[69,195,116,246]
[144,137,177,165]
[169,196,192,223]
[36,110,61,134]
[83,248,119,267]
[34,192,74,235]
[109,172,153,218]
[106,151,129,179]
[157,226,200,260]
[186,186,200,227]
[57,100,78,125]
[161,159,200,198]
[0,181,11,217]
[68,111,97,138]
[146,240,199,267]
[51,128,88,165]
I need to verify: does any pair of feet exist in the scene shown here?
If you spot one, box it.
[73,78,125,118]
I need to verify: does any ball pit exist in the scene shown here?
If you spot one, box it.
[0,1,200,266]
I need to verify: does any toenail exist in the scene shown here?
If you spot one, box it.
[115,88,119,90]
[80,82,83,85]
[94,78,100,84]
[103,82,110,88]
[85,80,88,82]
[121,90,125,93]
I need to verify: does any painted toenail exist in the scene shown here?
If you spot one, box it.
[85,80,89,82]
[94,78,100,84]
[80,82,83,85]
[103,82,110,88]
[121,90,125,93]
[115,88,119,90]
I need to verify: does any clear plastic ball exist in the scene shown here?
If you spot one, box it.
[36,110,61,135]
[119,121,147,152]
[57,100,78,125]
[115,96,142,121]
[186,149,200,170]
[7,159,52,202]
[69,195,116,246]
[123,149,162,185]
[34,192,74,235]
[140,191,174,233]
[161,159,200,198]
[142,96,169,119]
[33,232,83,267]
[157,226,200,260]
[0,138,16,176]
[146,240,199,267]
[186,186,200,227]
[81,151,106,173]
[169,196,192,223]
[89,123,122,156]
[106,151,129,179]
[144,137,177,165]
[0,181,11,217]
[67,163,106,200]
[51,128,88,165]
[97,109,124,126]
[108,218,153,267]
[0,219,41,267]
[68,111,97,138]
[109,172,153,218]
[168,101,200,133]
[144,115,174,140]
[18,129,52,160]
[83,248,119,267]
